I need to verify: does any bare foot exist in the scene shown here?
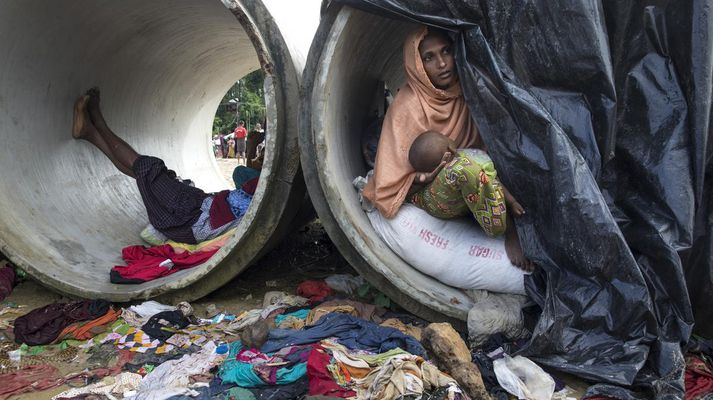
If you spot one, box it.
[72,95,90,139]
[505,223,534,272]
[85,87,108,131]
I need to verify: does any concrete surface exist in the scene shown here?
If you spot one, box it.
[0,0,307,301]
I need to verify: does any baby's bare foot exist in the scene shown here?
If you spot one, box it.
[72,95,90,139]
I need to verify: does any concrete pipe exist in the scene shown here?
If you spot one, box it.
[0,0,307,302]
[300,5,475,323]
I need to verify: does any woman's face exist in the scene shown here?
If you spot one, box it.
[418,32,455,90]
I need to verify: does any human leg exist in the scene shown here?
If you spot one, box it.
[504,215,534,271]
[457,157,532,269]
[460,171,507,237]
[72,93,136,177]
[238,138,246,165]
[84,89,139,177]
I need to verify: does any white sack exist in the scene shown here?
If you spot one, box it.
[367,204,527,294]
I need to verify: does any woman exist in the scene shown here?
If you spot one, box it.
[227,137,236,159]
[246,123,265,170]
[363,26,531,269]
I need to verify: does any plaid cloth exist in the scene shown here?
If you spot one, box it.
[132,156,208,244]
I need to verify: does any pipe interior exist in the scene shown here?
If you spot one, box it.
[0,0,269,298]
[313,8,474,318]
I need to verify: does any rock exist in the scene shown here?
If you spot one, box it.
[422,323,491,399]
[240,319,270,349]
[422,322,471,364]
[450,362,492,399]
[205,303,218,316]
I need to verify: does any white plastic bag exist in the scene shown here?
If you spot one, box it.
[325,274,366,295]
[466,290,529,345]
[366,203,527,294]
[493,354,555,400]
[127,300,176,318]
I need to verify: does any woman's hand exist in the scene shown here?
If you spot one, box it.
[416,151,453,185]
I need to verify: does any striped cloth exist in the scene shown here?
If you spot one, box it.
[132,156,208,244]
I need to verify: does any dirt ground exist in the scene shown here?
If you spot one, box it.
[214,157,240,189]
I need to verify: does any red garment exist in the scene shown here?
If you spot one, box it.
[209,190,236,229]
[234,126,247,139]
[297,280,332,302]
[0,364,64,400]
[686,355,713,400]
[307,344,356,398]
[111,244,217,284]
[0,262,16,301]
[242,177,259,195]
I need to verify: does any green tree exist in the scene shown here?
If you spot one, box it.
[212,69,265,135]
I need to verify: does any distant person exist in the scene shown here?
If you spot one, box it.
[246,122,265,169]
[227,136,236,159]
[251,138,265,170]
[233,120,248,165]
[212,135,222,158]
[219,133,228,159]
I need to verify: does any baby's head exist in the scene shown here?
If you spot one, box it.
[409,130,456,172]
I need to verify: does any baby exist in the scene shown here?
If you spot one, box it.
[408,130,524,238]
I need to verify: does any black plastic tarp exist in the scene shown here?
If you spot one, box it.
[330,0,713,397]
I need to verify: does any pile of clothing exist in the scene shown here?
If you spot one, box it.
[2,274,711,399]
[0,275,482,399]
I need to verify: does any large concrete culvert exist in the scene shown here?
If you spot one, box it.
[0,0,308,302]
[300,6,475,323]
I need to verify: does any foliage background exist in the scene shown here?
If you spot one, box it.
[212,69,265,136]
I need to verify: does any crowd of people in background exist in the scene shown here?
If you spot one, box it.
[213,120,266,169]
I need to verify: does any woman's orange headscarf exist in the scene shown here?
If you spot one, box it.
[363,26,481,218]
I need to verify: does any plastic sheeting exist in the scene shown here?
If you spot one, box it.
[330,0,713,397]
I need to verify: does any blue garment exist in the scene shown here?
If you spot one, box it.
[232,166,260,188]
[192,196,239,242]
[261,313,425,356]
[274,309,311,325]
[218,341,308,388]
[227,189,253,218]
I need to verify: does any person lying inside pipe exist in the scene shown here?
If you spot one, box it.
[71,88,260,245]
[362,26,534,271]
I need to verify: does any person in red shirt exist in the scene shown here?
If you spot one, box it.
[233,120,248,165]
